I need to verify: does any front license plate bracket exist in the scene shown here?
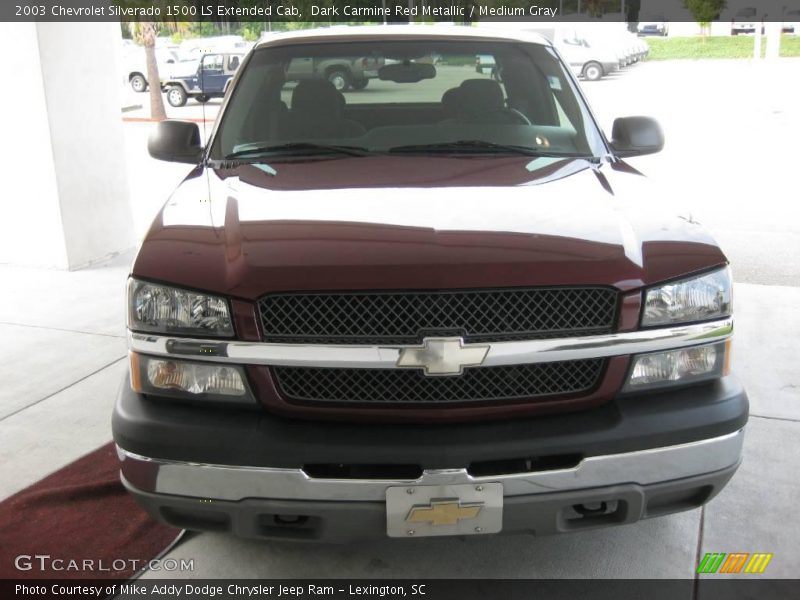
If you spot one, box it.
[386,482,503,538]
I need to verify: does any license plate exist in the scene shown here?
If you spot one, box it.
[386,482,503,538]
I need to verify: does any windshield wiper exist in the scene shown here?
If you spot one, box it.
[225,142,374,160]
[389,140,590,158]
[389,140,594,160]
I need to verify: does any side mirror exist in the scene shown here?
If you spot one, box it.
[148,120,203,164]
[610,116,664,158]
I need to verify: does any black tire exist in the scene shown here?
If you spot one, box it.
[166,86,187,107]
[196,94,210,104]
[350,78,369,91]
[130,73,147,93]
[583,62,603,81]
[326,68,351,92]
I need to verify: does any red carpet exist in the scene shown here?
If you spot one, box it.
[0,442,182,580]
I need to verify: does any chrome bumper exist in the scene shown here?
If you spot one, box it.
[118,429,744,503]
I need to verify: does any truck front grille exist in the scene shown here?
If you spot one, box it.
[273,359,605,405]
[258,287,618,345]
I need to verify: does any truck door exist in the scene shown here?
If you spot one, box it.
[199,54,226,93]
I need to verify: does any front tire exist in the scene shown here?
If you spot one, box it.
[166,86,187,107]
[327,68,351,92]
[130,73,147,93]
[583,62,603,81]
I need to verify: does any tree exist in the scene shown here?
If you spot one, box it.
[683,0,727,36]
[127,2,189,120]
[128,21,166,120]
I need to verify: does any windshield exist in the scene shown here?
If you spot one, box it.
[210,39,606,161]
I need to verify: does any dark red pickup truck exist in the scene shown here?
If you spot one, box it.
[113,26,747,541]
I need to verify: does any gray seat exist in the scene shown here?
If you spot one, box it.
[453,79,526,125]
[440,87,462,120]
[279,80,365,139]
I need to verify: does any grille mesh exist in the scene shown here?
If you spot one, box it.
[273,360,605,405]
[259,288,618,345]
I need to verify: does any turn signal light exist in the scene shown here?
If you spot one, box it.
[624,341,727,392]
[128,352,254,404]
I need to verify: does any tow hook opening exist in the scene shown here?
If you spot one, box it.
[257,514,321,540]
[562,499,626,529]
[274,514,309,525]
[573,501,611,516]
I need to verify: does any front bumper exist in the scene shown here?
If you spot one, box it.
[113,376,747,541]
[602,61,620,74]
[123,456,739,542]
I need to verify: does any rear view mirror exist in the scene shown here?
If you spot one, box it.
[148,120,203,164]
[379,62,436,83]
[610,116,664,158]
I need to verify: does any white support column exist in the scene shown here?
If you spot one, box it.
[764,20,782,60]
[0,22,134,270]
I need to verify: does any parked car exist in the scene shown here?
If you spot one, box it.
[637,15,669,36]
[561,34,622,80]
[285,55,385,91]
[162,53,244,107]
[580,29,642,68]
[624,32,650,62]
[179,35,252,57]
[119,26,747,542]
[731,7,763,35]
[523,28,619,80]
[782,8,800,34]
[475,54,497,78]
[123,47,181,93]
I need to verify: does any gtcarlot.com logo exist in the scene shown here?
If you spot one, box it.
[697,552,773,574]
[14,554,194,573]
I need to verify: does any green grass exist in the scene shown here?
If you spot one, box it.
[781,35,800,56]
[646,35,800,60]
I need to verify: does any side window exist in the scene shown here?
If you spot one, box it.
[229,55,240,71]
[202,54,223,71]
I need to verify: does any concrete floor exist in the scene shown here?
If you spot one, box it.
[1,58,798,581]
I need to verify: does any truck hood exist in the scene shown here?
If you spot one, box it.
[132,157,726,300]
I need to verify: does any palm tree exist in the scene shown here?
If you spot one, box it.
[128,6,190,121]
[128,21,167,120]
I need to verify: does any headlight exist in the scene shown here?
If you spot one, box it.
[642,267,732,327]
[127,278,234,337]
[130,353,255,404]
[623,341,730,392]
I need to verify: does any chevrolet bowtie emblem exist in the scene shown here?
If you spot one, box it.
[396,337,490,376]
[407,500,483,526]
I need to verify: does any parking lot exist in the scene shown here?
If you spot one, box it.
[2,56,799,584]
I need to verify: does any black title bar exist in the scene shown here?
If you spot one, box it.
[3,578,800,600]
[4,1,800,23]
